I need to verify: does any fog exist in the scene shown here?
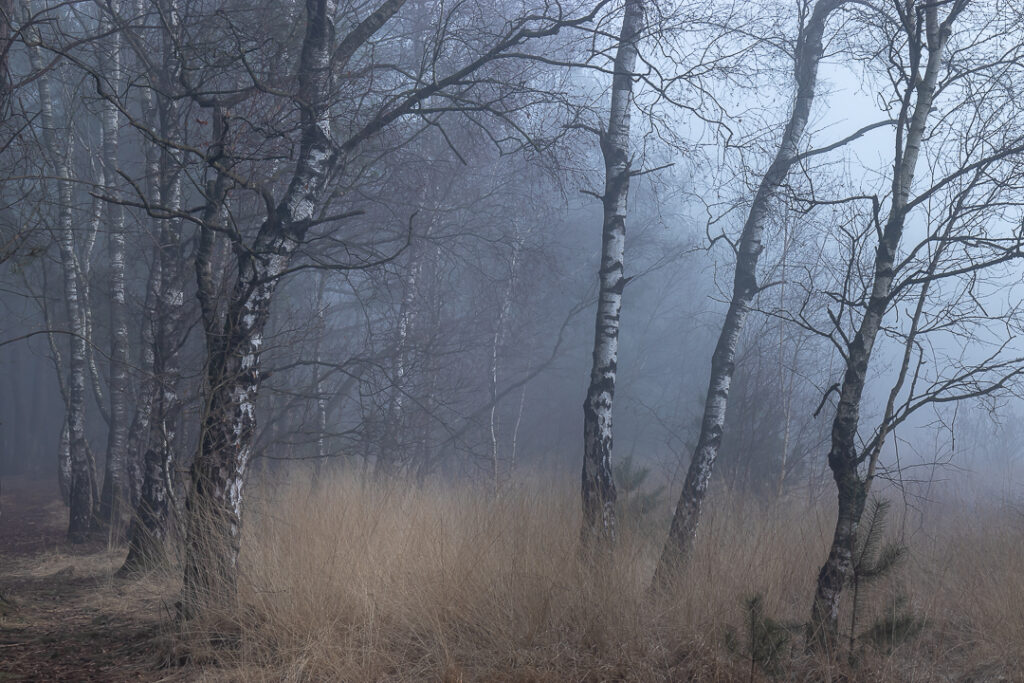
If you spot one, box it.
[1,0,1024,676]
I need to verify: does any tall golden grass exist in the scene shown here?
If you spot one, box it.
[181,472,1024,681]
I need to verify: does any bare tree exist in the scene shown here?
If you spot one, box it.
[799,0,1024,646]
[654,0,851,585]
[96,0,132,539]
[174,0,612,611]
[20,0,97,542]
[579,0,645,552]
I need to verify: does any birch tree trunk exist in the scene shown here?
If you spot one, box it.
[808,3,956,648]
[125,253,159,508]
[375,224,427,479]
[653,0,845,585]
[97,9,132,539]
[23,0,95,542]
[183,196,327,611]
[490,229,519,494]
[123,128,186,574]
[311,273,329,483]
[124,18,166,508]
[181,0,406,613]
[36,270,72,504]
[179,0,580,609]
[511,385,526,473]
[122,5,187,568]
[579,0,644,552]
[121,203,183,571]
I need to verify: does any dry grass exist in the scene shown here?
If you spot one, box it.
[180,473,1024,681]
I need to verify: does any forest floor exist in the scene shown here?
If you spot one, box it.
[0,477,181,682]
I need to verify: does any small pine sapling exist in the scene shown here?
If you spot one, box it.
[612,455,665,529]
[848,497,915,661]
[725,593,801,679]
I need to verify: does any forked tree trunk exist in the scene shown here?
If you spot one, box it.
[180,0,373,614]
[579,0,644,553]
[653,0,845,586]
[178,0,563,611]
[182,218,314,612]
[809,3,956,649]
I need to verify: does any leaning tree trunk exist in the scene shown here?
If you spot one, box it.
[182,219,313,612]
[23,1,94,542]
[653,0,845,586]
[579,0,645,553]
[809,3,953,649]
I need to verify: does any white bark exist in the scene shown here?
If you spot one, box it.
[580,0,644,551]
[655,0,847,583]
[22,0,94,541]
[98,5,132,537]
[183,0,410,612]
[123,2,187,569]
[312,273,329,481]
[510,384,526,474]
[490,227,520,494]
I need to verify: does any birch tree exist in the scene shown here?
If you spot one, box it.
[115,0,191,572]
[804,0,1024,646]
[96,2,132,538]
[807,1,963,646]
[176,0,611,611]
[490,224,521,493]
[580,0,645,552]
[20,0,96,542]
[654,0,851,584]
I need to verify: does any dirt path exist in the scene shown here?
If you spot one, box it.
[0,478,180,682]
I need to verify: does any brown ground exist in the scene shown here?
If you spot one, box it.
[0,477,180,682]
